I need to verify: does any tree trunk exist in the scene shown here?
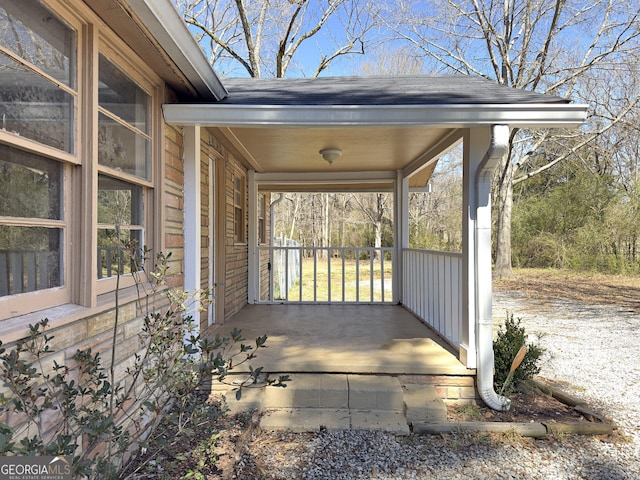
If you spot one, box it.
[323,193,330,254]
[373,220,382,261]
[288,195,299,240]
[494,153,514,279]
[373,193,384,261]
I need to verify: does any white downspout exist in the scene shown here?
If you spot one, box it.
[475,124,511,411]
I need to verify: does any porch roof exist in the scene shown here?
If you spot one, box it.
[217,76,568,106]
[99,0,588,190]
[164,76,588,190]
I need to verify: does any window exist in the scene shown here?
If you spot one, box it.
[0,145,64,296]
[0,0,160,316]
[98,54,150,179]
[0,0,74,312]
[97,53,151,282]
[234,175,245,243]
[97,175,144,279]
[258,194,266,244]
[0,0,76,153]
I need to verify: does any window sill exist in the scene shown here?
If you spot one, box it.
[0,285,162,346]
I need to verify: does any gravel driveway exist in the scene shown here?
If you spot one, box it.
[236,291,640,479]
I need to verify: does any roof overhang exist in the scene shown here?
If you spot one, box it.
[164,101,588,190]
[163,76,588,191]
[125,0,227,100]
[85,0,227,101]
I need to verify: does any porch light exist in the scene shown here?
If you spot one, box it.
[319,148,342,165]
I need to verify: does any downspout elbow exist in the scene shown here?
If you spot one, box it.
[476,124,511,411]
[477,321,511,411]
[476,125,510,182]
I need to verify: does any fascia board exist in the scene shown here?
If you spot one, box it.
[163,103,589,129]
[255,171,397,184]
[127,0,227,101]
[255,172,397,193]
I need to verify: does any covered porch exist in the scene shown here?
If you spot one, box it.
[205,304,476,431]
[165,75,587,410]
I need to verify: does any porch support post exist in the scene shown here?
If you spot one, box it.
[463,125,511,410]
[462,128,480,368]
[183,125,202,334]
[248,169,258,303]
[394,171,409,304]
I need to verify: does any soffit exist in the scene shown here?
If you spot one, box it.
[220,125,453,175]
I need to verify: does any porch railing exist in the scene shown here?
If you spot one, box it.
[258,245,394,304]
[0,249,55,296]
[402,249,462,351]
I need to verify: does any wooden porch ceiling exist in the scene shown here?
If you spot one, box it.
[211,124,452,189]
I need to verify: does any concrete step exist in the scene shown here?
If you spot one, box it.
[210,373,448,434]
[260,408,410,434]
[403,383,448,424]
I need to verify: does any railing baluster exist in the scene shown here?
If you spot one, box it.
[379,249,384,302]
[326,248,331,302]
[26,252,37,292]
[0,252,8,296]
[12,253,23,294]
[284,245,289,302]
[39,251,49,291]
[298,245,303,301]
[341,248,345,302]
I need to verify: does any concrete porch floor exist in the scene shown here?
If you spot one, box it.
[204,304,471,376]
[204,305,476,432]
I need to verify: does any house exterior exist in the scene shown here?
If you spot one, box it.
[0,0,587,448]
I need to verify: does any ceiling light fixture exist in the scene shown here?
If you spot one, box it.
[319,148,342,165]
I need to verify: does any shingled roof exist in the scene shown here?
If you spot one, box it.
[218,75,568,106]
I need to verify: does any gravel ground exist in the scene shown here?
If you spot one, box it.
[233,292,640,480]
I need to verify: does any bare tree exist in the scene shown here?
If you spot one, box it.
[350,193,392,260]
[354,44,425,76]
[385,0,640,277]
[175,0,380,77]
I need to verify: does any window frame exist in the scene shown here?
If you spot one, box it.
[0,0,81,319]
[94,37,161,296]
[0,0,164,318]
[233,173,246,244]
[257,193,266,245]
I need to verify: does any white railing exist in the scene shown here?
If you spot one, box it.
[0,250,54,296]
[402,249,463,351]
[257,246,394,304]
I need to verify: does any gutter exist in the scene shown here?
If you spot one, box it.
[162,103,588,128]
[126,0,228,101]
[475,124,511,411]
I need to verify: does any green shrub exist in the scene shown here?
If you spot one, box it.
[0,242,288,478]
[493,313,545,395]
